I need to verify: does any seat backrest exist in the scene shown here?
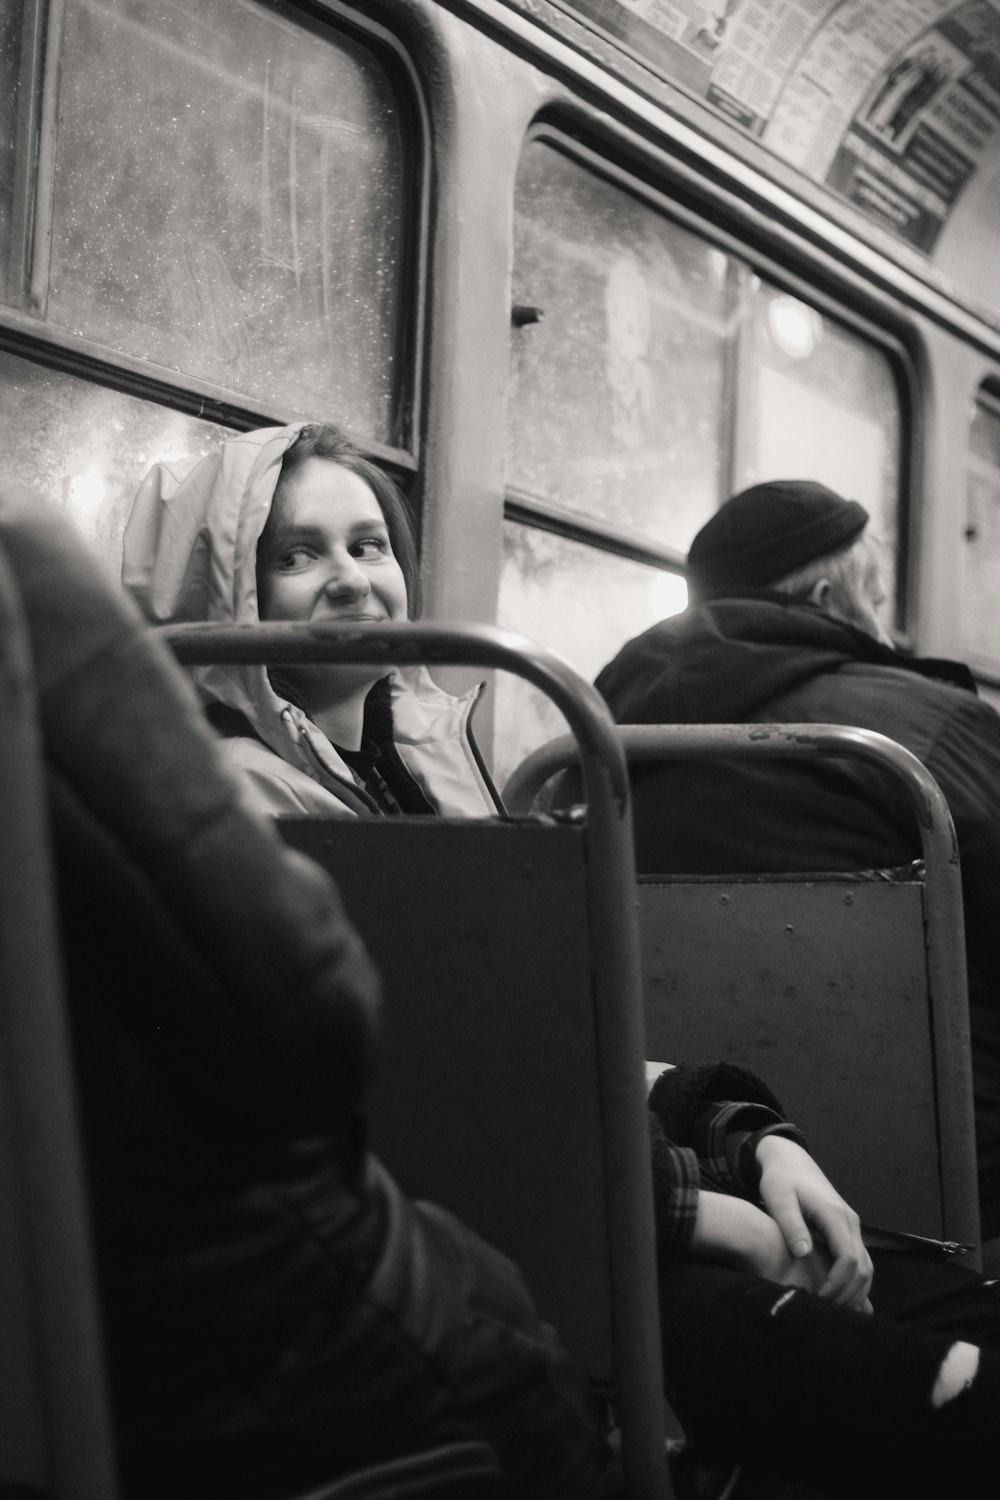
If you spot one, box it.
[640,871,947,1235]
[505,723,980,1255]
[167,620,672,1500]
[278,818,612,1368]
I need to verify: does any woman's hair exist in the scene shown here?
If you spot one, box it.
[256,423,421,615]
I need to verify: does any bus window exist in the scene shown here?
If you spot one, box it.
[502,135,905,776]
[7,0,410,444]
[494,524,686,785]
[508,139,737,548]
[500,138,728,781]
[0,348,229,569]
[736,282,902,614]
[961,391,1000,676]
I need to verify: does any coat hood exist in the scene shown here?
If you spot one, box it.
[596,592,976,726]
[123,423,309,762]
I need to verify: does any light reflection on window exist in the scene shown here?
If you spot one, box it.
[0,349,230,572]
[739,284,901,586]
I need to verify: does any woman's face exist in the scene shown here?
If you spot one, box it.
[259,457,408,628]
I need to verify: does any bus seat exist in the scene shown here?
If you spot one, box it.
[504,724,980,1258]
[166,619,673,1500]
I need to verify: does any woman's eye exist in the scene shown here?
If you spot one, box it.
[353,536,391,559]
[276,546,315,569]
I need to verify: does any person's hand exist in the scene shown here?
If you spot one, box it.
[691,1191,835,1295]
[755,1135,873,1311]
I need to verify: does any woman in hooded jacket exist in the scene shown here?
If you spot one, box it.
[123,421,502,818]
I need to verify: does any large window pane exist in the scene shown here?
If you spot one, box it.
[738,283,902,610]
[0,349,230,571]
[509,141,736,548]
[961,396,1000,673]
[36,0,408,439]
[494,521,686,787]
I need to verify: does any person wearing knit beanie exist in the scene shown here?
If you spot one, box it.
[686,479,892,645]
[595,476,1000,1251]
[686,479,869,596]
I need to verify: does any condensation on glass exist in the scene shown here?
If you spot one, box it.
[493,522,687,789]
[508,139,738,549]
[961,392,1000,673]
[13,0,409,441]
[0,348,230,571]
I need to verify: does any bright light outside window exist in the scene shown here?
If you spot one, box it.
[0,349,230,570]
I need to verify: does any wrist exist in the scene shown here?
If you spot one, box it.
[741,1122,808,1194]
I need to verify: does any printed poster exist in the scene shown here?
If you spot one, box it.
[536,0,1000,248]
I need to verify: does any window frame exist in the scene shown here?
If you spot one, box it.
[0,0,429,473]
[961,381,1000,684]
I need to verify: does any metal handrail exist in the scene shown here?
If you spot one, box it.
[0,538,120,1499]
[164,620,672,1500]
[505,722,978,1253]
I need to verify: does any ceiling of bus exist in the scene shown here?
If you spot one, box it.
[537,0,1000,314]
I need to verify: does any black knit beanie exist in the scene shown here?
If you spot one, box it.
[687,480,869,596]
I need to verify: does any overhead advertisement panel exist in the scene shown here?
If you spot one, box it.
[532,0,1000,250]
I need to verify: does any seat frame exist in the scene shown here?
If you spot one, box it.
[504,722,979,1257]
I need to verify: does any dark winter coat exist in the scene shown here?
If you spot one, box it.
[596,591,1000,1235]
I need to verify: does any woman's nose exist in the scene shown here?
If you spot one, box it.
[323,553,371,600]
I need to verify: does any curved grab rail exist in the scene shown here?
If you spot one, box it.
[165,620,631,814]
[505,722,977,1253]
[163,620,670,1500]
[505,721,960,871]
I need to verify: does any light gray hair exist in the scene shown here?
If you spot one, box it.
[770,529,877,601]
